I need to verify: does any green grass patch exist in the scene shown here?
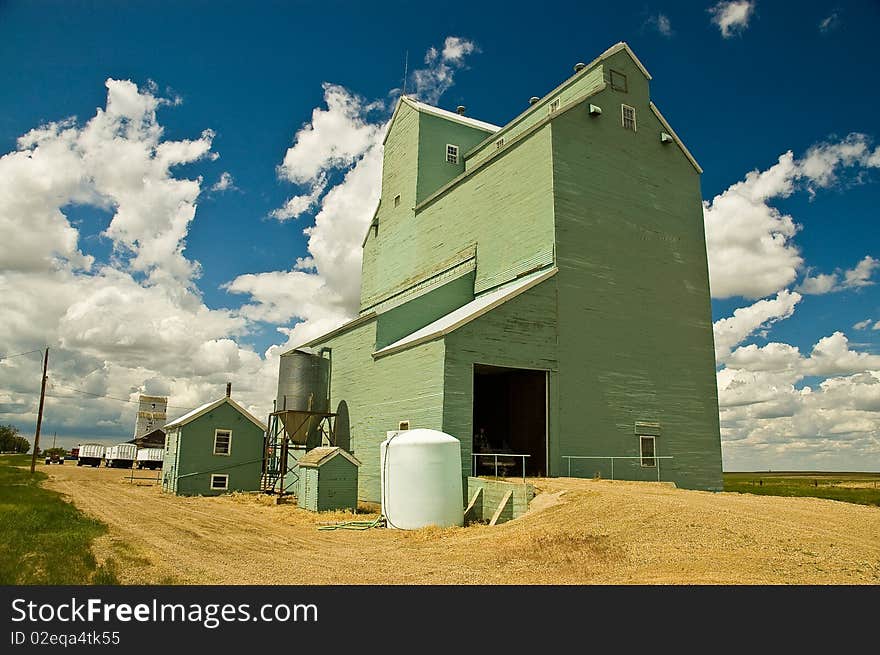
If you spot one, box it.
[0,454,119,585]
[723,471,880,508]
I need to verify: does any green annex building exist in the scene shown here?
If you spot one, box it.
[162,392,267,496]
[281,42,723,502]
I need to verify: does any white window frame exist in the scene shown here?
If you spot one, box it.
[213,428,232,456]
[445,144,459,164]
[548,97,561,114]
[621,104,637,132]
[639,436,656,468]
[210,474,229,490]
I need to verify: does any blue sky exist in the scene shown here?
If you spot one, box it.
[1,1,878,468]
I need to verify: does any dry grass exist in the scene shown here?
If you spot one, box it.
[40,465,880,585]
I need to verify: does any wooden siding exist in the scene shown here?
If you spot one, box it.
[550,49,722,490]
[465,64,605,170]
[313,319,446,502]
[298,455,358,511]
[416,111,493,204]
[360,101,420,310]
[162,403,265,496]
[415,127,556,296]
[375,271,475,350]
[443,279,559,484]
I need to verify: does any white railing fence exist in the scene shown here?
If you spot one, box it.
[561,455,674,482]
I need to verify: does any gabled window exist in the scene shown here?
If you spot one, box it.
[548,97,561,114]
[210,474,229,490]
[446,144,459,164]
[621,104,637,132]
[639,436,656,468]
[213,429,232,456]
[610,69,628,93]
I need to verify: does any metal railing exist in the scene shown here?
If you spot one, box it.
[472,453,530,482]
[127,468,162,485]
[561,455,674,482]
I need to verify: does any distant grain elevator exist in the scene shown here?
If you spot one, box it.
[134,394,167,440]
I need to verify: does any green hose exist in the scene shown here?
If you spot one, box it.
[317,516,385,531]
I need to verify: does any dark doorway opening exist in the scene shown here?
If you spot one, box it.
[472,364,547,477]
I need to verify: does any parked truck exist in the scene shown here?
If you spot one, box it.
[105,443,137,468]
[136,447,164,470]
[76,443,105,467]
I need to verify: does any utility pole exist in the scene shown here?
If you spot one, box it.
[29,347,48,474]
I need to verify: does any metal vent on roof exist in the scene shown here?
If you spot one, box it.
[574,62,586,72]
[529,96,540,105]
[456,105,466,115]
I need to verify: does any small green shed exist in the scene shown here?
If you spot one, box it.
[296,447,360,512]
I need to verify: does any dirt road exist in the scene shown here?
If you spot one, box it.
[43,464,880,584]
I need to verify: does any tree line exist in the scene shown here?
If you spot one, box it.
[0,425,31,454]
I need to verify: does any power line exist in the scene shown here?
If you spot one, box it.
[0,348,45,361]
[47,382,199,411]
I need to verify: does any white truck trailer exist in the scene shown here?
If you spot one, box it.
[136,447,164,470]
[76,443,105,467]
[105,443,137,468]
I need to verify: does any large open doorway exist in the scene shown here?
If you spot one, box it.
[472,364,547,477]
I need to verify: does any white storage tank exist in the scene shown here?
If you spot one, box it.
[380,429,464,530]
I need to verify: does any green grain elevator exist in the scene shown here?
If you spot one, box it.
[162,391,267,496]
[296,446,360,511]
[279,42,723,502]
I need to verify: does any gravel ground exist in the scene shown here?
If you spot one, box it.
[41,464,880,585]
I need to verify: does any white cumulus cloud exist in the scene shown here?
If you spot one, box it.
[708,1,756,38]
[409,37,479,105]
[232,38,479,352]
[0,79,277,447]
[211,171,236,192]
[798,256,879,295]
[646,13,674,37]
[713,290,801,361]
[704,134,880,300]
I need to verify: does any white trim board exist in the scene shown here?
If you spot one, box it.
[165,397,266,432]
[649,102,703,174]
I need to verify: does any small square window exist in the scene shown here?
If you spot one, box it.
[548,97,561,114]
[446,144,459,164]
[210,474,229,490]
[639,436,656,468]
[621,104,637,132]
[398,420,410,431]
[610,69,628,93]
[495,138,505,150]
[213,429,231,456]
[393,194,400,207]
